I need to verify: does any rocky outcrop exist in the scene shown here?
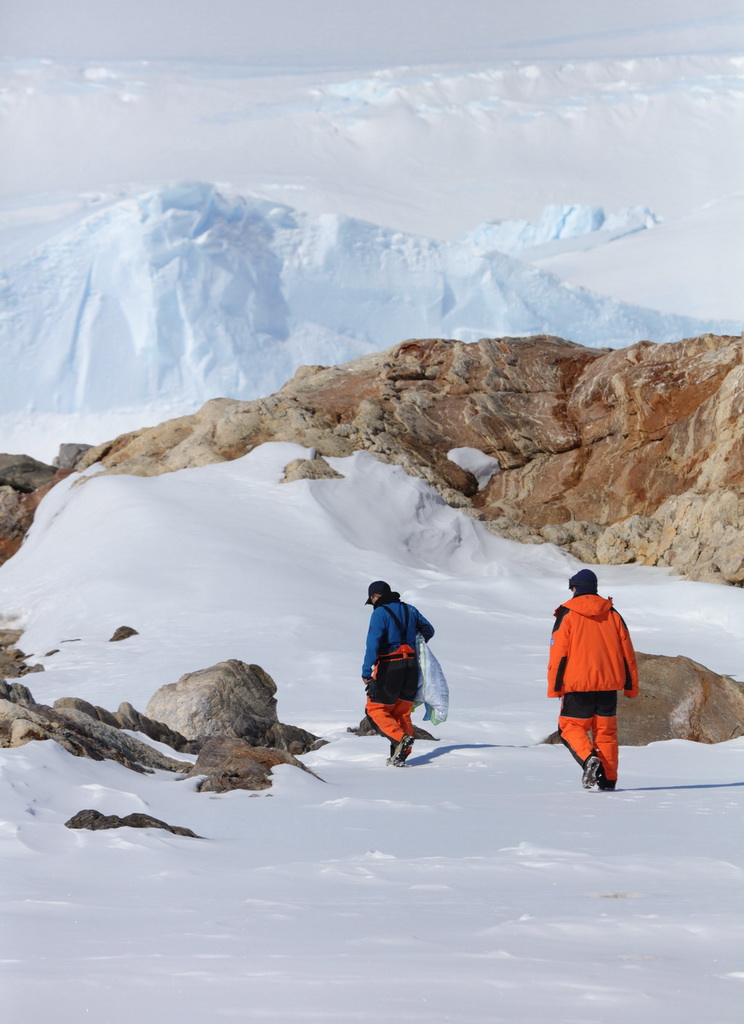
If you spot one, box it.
[0,638,321,792]
[145,659,322,753]
[185,737,323,793]
[65,809,202,837]
[0,697,193,773]
[0,678,36,704]
[0,666,322,795]
[0,630,322,801]
[0,629,44,680]
[52,696,198,753]
[0,457,74,567]
[544,651,744,746]
[73,333,743,583]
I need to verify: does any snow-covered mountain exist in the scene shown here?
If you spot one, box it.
[1,182,737,446]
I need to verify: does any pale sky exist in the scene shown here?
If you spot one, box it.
[2,0,743,64]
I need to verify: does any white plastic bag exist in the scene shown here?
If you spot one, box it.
[415,633,449,725]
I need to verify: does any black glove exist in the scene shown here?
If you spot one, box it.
[362,676,373,695]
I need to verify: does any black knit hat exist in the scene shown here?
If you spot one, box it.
[569,569,598,594]
[365,580,391,605]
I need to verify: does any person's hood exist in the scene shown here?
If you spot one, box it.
[560,594,613,619]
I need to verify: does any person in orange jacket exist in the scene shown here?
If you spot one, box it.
[548,569,638,790]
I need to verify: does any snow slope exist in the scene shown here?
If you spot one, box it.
[0,444,743,1023]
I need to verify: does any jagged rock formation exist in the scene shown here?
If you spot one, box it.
[146,659,321,754]
[72,333,743,583]
[544,651,744,746]
[52,695,199,754]
[0,695,193,773]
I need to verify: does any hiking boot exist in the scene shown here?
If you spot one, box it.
[597,776,616,791]
[389,734,414,767]
[582,754,601,790]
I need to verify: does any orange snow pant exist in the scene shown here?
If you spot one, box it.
[558,691,619,781]
[365,698,414,744]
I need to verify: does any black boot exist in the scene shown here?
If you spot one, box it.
[389,734,414,767]
[582,753,601,790]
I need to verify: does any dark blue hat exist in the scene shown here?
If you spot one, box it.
[365,580,390,605]
[569,569,598,594]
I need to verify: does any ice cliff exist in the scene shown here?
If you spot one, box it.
[0,182,735,417]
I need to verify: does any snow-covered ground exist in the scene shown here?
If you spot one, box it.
[1,444,743,1023]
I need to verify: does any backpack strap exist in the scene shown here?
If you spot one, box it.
[383,602,410,643]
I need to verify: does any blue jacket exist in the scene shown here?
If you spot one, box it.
[362,599,435,678]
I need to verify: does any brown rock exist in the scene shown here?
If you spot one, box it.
[109,626,139,642]
[622,652,744,744]
[281,454,343,482]
[184,736,323,793]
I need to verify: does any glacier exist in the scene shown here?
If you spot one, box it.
[0,182,737,427]
[462,204,660,256]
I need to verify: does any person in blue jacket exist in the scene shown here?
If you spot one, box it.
[362,580,435,766]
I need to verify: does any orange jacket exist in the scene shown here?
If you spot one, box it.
[547,594,638,698]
